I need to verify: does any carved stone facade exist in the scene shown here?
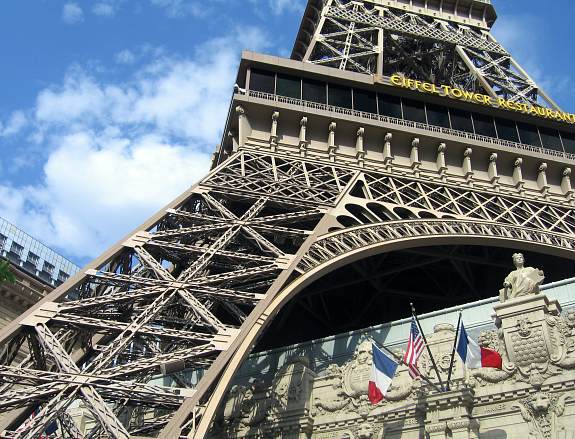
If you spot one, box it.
[211,293,575,438]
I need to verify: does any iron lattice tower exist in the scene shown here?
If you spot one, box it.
[1,0,575,438]
[292,0,560,109]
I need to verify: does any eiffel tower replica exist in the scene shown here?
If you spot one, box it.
[2,0,575,437]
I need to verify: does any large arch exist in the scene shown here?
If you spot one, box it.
[189,218,575,437]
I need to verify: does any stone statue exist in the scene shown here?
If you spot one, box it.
[499,253,544,302]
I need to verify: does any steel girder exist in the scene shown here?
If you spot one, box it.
[1,147,574,438]
[305,0,559,109]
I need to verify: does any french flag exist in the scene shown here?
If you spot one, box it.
[368,343,399,405]
[456,322,502,369]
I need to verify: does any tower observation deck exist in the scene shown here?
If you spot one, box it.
[1,1,575,438]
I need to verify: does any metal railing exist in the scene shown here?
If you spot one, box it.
[246,89,574,161]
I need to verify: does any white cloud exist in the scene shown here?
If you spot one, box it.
[268,0,303,15]
[92,3,116,17]
[62,3,84,24]
[1,111,27,136]
[115,49,137,64]
[1,27,269,260]
[148,0,204,18]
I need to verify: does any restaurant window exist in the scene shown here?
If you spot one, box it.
[328,83,352,109]
[539,127,563,151]
[302,78,326,104]
[561,131,575,154]
[495,118,519,142]
[517,122,541,147]
[403,99,426,123]
[249,69,275,94]
[276,73,300,99]
[378,93,402,119]
[426,103,450,128]
[353,89,377,114]
[472,113,496,137]
[449,108,473,132]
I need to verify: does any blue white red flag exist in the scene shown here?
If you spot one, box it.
[403,316,424,378]
[456,322,502,369]
[368,343,398,405]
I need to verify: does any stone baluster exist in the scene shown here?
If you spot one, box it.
[513,158,525,194]
[269,111,279,151]
[537,162,550,198]
[299,117,308,158]
[488,152,500,190]
[328,122,337,162]
[383,132,393,170]
[561,167,574,204]
[236,105,247,150]
[463,148,473,186]
[436,143,447,181]
[410,137,421,177]
[356,127,365,167]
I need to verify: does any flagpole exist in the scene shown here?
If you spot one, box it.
[371,338,443,393]
[410,303,446,392]
[446,310,462,391]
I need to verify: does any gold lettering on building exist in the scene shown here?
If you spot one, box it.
[389,74,575,125]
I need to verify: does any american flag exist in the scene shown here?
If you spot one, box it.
[403,316,425,378]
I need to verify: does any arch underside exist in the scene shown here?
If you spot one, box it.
[196,218,575,436]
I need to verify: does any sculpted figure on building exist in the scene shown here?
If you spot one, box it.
[499,253,545,302]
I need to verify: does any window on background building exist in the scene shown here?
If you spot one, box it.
[449,108,473,132]
[426,103,450,128]
[42,261,55,275]
[26,252,39,266]
[378,93,402,118]
[57,270,69,283]
[495,117,519,142]
[402,98,426,123]
[472,113,496,137]
[353,88,377,114]
[561,131,575,154]
[0,234,6,250]
[10,242,23,257]
[328,83,352,109]
[302,78,327,104]
[517,122,541,147]
[276,73,301,99]
[539,127,563,151]
[249,69,275,94]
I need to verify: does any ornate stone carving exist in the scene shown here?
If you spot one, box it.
[499,253,545,302]
[514,392,571,439]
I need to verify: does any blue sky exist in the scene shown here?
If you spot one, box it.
[0,0,573,266]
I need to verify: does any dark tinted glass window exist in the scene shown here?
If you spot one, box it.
[276,74,300,99]
[450,108,473,132]
[302,78,326,104]
[517,122,541,147]
[539,127,563,151]
[495,118,519,142]
[328,83,352,108]
[250,69,275,94]
[426,103,450,128]
[378,94,402,118]
[562,132,575,154]
[472,113,496,137]
[403,99,426,123]
[354,89,377,113]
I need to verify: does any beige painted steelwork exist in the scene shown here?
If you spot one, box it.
[1,1,575,438]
